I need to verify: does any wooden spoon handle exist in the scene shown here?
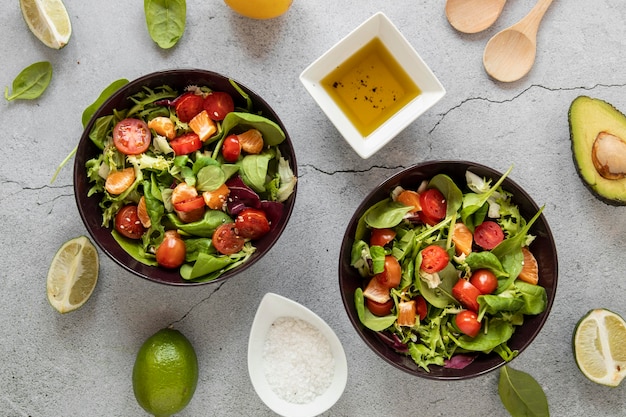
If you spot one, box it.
[515,0,554,40]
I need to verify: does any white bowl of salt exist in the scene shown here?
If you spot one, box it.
[248,292,348,417]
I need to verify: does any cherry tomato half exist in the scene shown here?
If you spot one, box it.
[173,195,206,213]
[235,208,270,240]
[419,188,446,222]
[420,245,449,273]
[470,269,498,294]
[415,295,428,321]
[203,91,235,121]
[366,298,394,317]
[156,230,186,269]
[370,228,396,247]
[452,279,481,312]
[212,223,245,255]
[170,132,202,155]
[113,118,151,155]
[375,255,402,289]
[175,92,205,123]
[114,204,146,239]
[455,310,481,337]
[222,134,241,162]
[474,220,505,250]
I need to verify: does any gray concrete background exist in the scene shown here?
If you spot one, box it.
[2,0,626,415]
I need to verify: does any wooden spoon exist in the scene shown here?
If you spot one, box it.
[482,0,554,82]
[445,0,507,34]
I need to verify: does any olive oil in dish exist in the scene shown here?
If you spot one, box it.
[321,37,421,137]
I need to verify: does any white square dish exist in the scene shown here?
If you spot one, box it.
[300,12,446,159]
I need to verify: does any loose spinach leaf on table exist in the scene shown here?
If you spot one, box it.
[144,0,186,49]
[5,61,52,101]
[499,365,549,417]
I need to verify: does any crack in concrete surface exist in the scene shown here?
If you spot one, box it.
[430,82,626,134]
[169,282,225,327]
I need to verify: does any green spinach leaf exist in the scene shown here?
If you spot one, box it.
[5,61,52,101]
[364,200,412,229]
[144,0,186,49]
[499,365,549,417]
[82,79,129,127]
[220,112,286,146]
[354,288,397,331]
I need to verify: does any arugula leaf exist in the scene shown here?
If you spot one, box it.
[144,0,186,49]
[499,366,549,417]
[5,61,52,101]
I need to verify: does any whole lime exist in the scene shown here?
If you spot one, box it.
[132,328,198,417]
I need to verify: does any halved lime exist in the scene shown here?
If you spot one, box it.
[19,0,72,49]
[46,236,99,314]
[573,308,626,387]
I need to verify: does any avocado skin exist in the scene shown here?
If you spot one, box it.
[568,96,626,206]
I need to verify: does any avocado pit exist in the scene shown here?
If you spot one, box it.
[592,132,626,180]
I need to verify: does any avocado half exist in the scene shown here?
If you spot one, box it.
[569,96,626,205]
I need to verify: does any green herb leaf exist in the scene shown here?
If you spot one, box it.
[498,366,549,417]
[5,61,52,101]
[144,0,186,49]
[82,79,129,127]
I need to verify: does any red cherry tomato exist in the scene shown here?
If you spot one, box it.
[114,205,146,239]
[203,91,235,121]
[375,255,402,289]
[474,221,505,250]
[156,230,186,269]
[222,134,241,162]
[370,228,396,247]
[212,223,245,255]
[173,195,206,213]
[366,298,394,316]
[470,269,498,294]
[174,92,204,123]
[235,208,270,240]
[452,279,482,312]
[420,245,449,273]
[415,295,428,321]
[455,310,481,337]
[112,118,151,155]
[419,188,446,222]
[170,132,202,155]
[418,211,440,226]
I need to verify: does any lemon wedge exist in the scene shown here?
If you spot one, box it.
[573,308,626,387]
[19,0,72,49]
[47,236,99,314]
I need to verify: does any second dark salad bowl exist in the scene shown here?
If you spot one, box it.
[338,161,557,380]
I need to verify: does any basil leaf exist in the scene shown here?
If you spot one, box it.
[82,79,129,127]
[144,0,186,49]
[5,61,52,101]
[499,366,549,417]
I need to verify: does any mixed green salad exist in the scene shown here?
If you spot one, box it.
[85,81,296,282]
[350,167,548,371]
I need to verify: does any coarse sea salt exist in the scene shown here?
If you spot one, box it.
[263,316,334,404]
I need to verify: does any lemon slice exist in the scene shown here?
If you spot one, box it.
[19,0,72,49]
[47,236,99,313]
[573,308,626,387]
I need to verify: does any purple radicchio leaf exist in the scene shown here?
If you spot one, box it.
[226,176,261,215]
[376,331,409,353]
[260,201,284,231]
[444,354,477,369]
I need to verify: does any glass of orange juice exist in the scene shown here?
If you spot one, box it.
[224,0,293,19]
